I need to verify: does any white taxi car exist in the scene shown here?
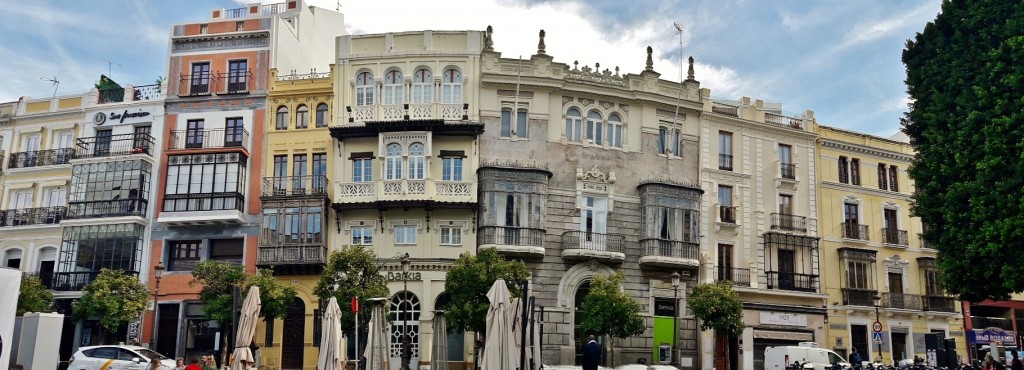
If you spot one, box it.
[69,345,176,370]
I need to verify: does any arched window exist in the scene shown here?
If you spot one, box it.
[385,143,403,180]
[275,106,289,130]
[441,69,462,104]
[383,69,404,105]
[408,142,425,180]
[295,105,309,129]
[315,103,329,128]
[356,71,374,106]
[607,113,623,148]
[586,110,603,144]
[565,108,583,143]
[390,292,421,364]
[3,248,22,269]
[411,68,433,104]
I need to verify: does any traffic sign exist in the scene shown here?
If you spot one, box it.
[352,296,360,313]
[872,332,884,344]
[872,321,883,333]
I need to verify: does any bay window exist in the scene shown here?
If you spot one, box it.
[163,153,247,212]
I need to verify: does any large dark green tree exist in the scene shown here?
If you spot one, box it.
[902,0,1024,301]
[73,269,149,344]
[444,248,531,335]
[17,275,54,316]
[577,271,645,366]
[313,246,390,346]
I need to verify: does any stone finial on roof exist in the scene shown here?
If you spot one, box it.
[538,29,547,55]
[483,25,494,52]
[645,46,654,72]
[687,56,695,80]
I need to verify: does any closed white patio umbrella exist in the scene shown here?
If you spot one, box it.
[318,297,345,370]
[431,311,449,370]
[481,279,517,370]
[363,298,390,370]
[231,286,261,370]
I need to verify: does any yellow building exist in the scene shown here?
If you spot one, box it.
[816,125,965,363]
[255,67,336,370]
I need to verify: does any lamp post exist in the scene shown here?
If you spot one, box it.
[670,272,681,365]
[149,261,165,350]
[400,253,411,370]
[873,295,882,364]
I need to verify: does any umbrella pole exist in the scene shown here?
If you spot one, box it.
[528,297,536,370]
[355,309,360,369]
[519,280,529,370]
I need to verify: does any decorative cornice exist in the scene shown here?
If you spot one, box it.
[820,139,914,162]
[821,181,912,201]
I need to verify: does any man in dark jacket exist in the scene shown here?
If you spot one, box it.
[582,335,602,370]
[849,348,863,370]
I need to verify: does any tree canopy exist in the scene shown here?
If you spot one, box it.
[901,0,1024,301]
[17,275,54,316]
[577,271,645,365]
[73,269,149,338]
[687,281,743,337]
[313,247,390,337]
[189,261,297,323]
[444,248,531,334]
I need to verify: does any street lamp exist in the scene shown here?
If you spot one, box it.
[400,253,411,370]
[670,272,681,365]
[149,261,165,350]
[873,294,882,364]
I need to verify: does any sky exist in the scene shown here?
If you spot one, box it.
[0,0,942,137]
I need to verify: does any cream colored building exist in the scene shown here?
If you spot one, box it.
[816,125,965,363]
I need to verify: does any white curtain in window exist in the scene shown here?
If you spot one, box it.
[383,70,404,105]
[412,69,433,104]
[441,69,462,104]
[408,142,425,180]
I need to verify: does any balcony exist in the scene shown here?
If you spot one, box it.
[159,192,245,225]
[67,199,147,220]
[561,231,626,263]
[842,222,870,241]
[74,133,154,160]
[882,228,909,247]
[478,226,546,258]
[923,295,957,313]
[261,176,329,199]
[765,112,803,130]
[972,316,1013,331]
[771,213,807,233]
[168,128,249,151]
[8,148,74,169]
[52,270,137,291]
[780,163,796,180]
[217,71,253,95]
[719,206,736,223]
[716,267,751,287]
[639,238,700,269]
[718,154,733,171]
[345,103,468,124]
[883,292,923,310]
[765,271,818,292]
[178,74,212,97]
[256,245,328,274]
[841,288,877,306]
[96,84,161,104]
[334,180,475,204]
[0,206,66,227]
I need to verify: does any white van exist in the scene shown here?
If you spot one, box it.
[765,342,849,370]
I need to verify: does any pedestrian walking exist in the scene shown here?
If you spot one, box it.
[582,335,601,370]
[176,358,187,370]
[185,357,202,370]
[1012,352,1023,370]
[849,348,863,370]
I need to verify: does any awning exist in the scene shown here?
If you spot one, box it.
[753,330,813,341]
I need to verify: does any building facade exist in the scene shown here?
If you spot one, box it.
[147,1,345,360]
[700,96,823,370]
[477,32,704,367]
[816,126,966,363]
[330,30,483,370]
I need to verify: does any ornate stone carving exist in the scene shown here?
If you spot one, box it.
[645,46,654,72]
[687,56,695,81]
[483,25,494,52]
[843,194,861,204]
[562,96,574,106]
[537,29,546,55]
[619,104,629,113]
[566,61,625,86]
[579,98,593,106]
[882,201,899,210]
[579,165,613,183]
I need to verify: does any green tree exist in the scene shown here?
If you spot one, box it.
[313,246,390,350]
[577,271,646,366]
[901,0,1024,300]
[17,275,54,315]
[189,261,297,322]
[444,248,531,335]
[72,269,149,344]
[689,281,744,370]
[245,269,299,320]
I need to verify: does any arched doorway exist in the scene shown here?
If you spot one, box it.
[281,297,306,370]
[435,293,465,362]
[573,281,592,365]
[390,291,421,370]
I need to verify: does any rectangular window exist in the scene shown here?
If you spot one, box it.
[838,156,849,184]
[884,209,898,230]
[276,107,288,130]
[440,226,463,246]
[846,260,871,289]
[186,120,205,148]
[273,155,287,178]
[500,109,528,138]
[850,158,861,185]
[312,153,327,192]
[718,186,733,208]
[888,272,904,294]
[236,21,244,32]
[395,225,417,245]
[67,161,151,219]
[442,157,463,181]
[889,165,899,192]
[718,131,732,170]
[292,154,308,193]
[778,194,793,215]
[163,153,246,212]
[353,158,373,182]
[295,107,309,129]
[315,105,328,128]
[133,125,151,152]
[581,196,608,235]
[12,190,32,209]
[168,240,201,271]
[225,117,244,147]
[227,60,248,93]
[878,163,889,190]
[209,238,243,265]
[199,24,208,34]
[352,226,374,245]
[844,203,859,224]
[924,269,942,295]
[566,113,583,143]
[190,63,211,95]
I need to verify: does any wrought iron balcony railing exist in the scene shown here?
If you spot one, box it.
[261,176,329,197]
[561,231,625,253]
[640,238,699,260]
[75,133,154,159]
[133,84,162,101]
[771,213,807,233]
[883,292,923,310]
[780,163,796,180]
[882,228,909,246]
[842,222,870,241]
[0,206,66,227]
[8,148,75,169]
[218,70,253,94]
[718,154,733,171]
[923,295,956,313]
[179,73,212,97]
[169,128,249,150]
[842,288,878,306]
[719,206,736,223]
[67,199,148,219]
[765,112,803,129]
[716,267,751,287]
[765,271,818,292]
[162,192,244,212]
[478,226,545,247]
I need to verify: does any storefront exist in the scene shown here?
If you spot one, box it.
[743,307,827,370]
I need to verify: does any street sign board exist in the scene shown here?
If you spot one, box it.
[872,321,883,333]
[352,296,360,313]
[873,332,884,344]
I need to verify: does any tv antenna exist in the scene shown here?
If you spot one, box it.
[40,76,60,97]
[99,58,122,77]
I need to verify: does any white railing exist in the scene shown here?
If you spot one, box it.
[407,180,426,194]
[441,104,464,120]
[352,106,374,122]
[382,105,405,120]
[337,182,374,197]
[335,180,475,201]
[409,104,433,119]
[436,181,472,196]
[340,103,468,125]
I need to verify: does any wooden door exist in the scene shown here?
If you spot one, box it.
[281,298,306,370]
